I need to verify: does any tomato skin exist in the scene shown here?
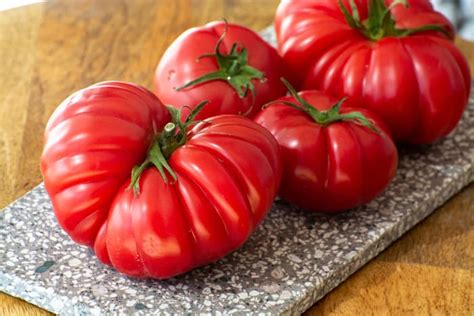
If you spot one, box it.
[41,82,169,247]
[41,82,281,279]
[254,90,398,212]
[154,21,287,120]
[275,0,471,144]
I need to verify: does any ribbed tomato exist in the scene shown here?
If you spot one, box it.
[275,0,471,144]
[254,80,397,212]
[41,81,281,278]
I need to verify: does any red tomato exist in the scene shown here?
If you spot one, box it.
[275,0,471,144]
[254,81,397,212]
[41,81,281,279]
[155,21,286,120]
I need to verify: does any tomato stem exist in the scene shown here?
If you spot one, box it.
[174,20,265,110]
[130,138,177,195]
[338,0,449,40]
[264,78,379,133]
[129,100,208,195]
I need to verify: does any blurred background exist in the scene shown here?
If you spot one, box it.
[0,0,473,41]
[433,0,474,40]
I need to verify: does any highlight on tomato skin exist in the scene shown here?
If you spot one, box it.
[275,0,471,144]
[154,20,287,121]
[40,81,282,279]
[254,81,398,213]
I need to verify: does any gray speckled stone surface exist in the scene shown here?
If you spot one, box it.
[1,27,474,315]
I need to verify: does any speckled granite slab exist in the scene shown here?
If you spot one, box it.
[1,27,474,316]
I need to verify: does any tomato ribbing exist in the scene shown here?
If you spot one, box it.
[339,0,449,41]
[275,0,468,143]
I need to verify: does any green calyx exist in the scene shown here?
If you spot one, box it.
[266,78,379,132]
[129,101,208,195]
[338,0,449,41]
[175,20,265,106]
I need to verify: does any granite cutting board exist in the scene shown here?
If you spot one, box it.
[1,27,473,315]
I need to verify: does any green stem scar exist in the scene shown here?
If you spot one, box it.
[265,78,379,132]
[129,101,208,195]
[175,20,265,105]
[338,0,449,41]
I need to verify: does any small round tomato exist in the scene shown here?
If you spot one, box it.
[255,80,398,212]
[41,81,281,279]
[275,0,471,144]
[155,21,286,120]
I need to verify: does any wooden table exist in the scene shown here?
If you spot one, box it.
[0,1,472,315]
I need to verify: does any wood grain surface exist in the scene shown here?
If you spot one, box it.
[0,1,472,315]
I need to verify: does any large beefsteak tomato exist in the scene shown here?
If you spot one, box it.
[275,0,471,144]
[155,21,286,120]
[255,80,398,212]
[41,81,282,278]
